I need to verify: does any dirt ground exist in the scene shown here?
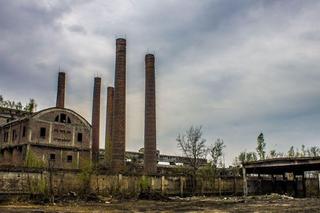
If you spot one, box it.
[1,196,320,212]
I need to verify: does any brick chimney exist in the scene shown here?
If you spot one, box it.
[111,38,126,172]
[144,54,157,174]
[92,77,101,163]
[105,86,114,166]
[56,72,65,108]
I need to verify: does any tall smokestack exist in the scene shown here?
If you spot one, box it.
[105,86,114,167]
[111,38,126,172]
[56,72,65,108]
[144,54,157,174]
[92,77,101,163]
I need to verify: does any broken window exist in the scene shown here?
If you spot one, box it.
[77,133,83,142]
[22,126,26,137]
[55,115,59,122]
[50,153,56,161]
[67,155,72,163]
[4,132,8,142]
[60,113,66,123]
[40,127,46,138]
[12,130,16,141]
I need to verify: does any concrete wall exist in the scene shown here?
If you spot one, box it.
[1,169,319,198]
[0,169,243,197]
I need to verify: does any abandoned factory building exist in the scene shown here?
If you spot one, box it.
[0,107,92,169]
[0,38,204,173]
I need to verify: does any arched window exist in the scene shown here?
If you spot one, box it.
[54,113,72,124]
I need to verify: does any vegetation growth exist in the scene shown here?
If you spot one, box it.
[0,95,37,112]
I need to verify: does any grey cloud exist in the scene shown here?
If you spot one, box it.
[68,25,87,34]
[1,0,320,165]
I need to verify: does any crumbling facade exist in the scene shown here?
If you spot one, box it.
[0,107,91,169]
[0,72,92,169]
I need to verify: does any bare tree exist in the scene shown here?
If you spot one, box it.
[177,126,207,193]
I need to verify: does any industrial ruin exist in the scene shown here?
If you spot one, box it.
[1,38,319,201]
[0,38,199,174]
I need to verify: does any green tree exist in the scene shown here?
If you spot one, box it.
[301,145,306,157]
[210,138,225,167]
[24,99,37,112]
[247,152,258,161]
[288,146,295,157]
[15,102,23,110]
[309,146,319,157]
[238,152,247,164]
[237,151,257,164]
[269,150,277,158]
[256,133,266,160]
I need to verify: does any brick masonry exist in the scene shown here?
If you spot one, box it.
[144,54,157,174]
[56,72,65,108]
[112,38,126,172]
[0,108,91,169]
[92,77,101,163]
[105,87,114,166]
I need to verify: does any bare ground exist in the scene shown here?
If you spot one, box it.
[0,196,320,212]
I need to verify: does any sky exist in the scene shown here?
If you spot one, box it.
[1,0,320,165]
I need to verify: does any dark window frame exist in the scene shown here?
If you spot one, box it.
[12,130,16,141]
[50,153,56,161]
[77,133,83,142]
[22,126,26,137]
[67,155,72,163]
[60,113,66,123]
[40,127,46,139]
[4,132,8,142]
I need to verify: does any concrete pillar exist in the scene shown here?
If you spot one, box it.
[144,54,157,174]
[242,166,248,196]
[161,176,165,194]
[92,77,101,163]
[105,87,114,167]
[56,72,65,108]
[318,173,320,196]
[180,176,184,197]
[112,38,126,172]
[302,173,306,197]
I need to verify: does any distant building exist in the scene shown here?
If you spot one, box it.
[99,148,207,167]
[0,107,91,169]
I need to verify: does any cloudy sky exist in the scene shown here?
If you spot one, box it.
[1,0,320,165]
